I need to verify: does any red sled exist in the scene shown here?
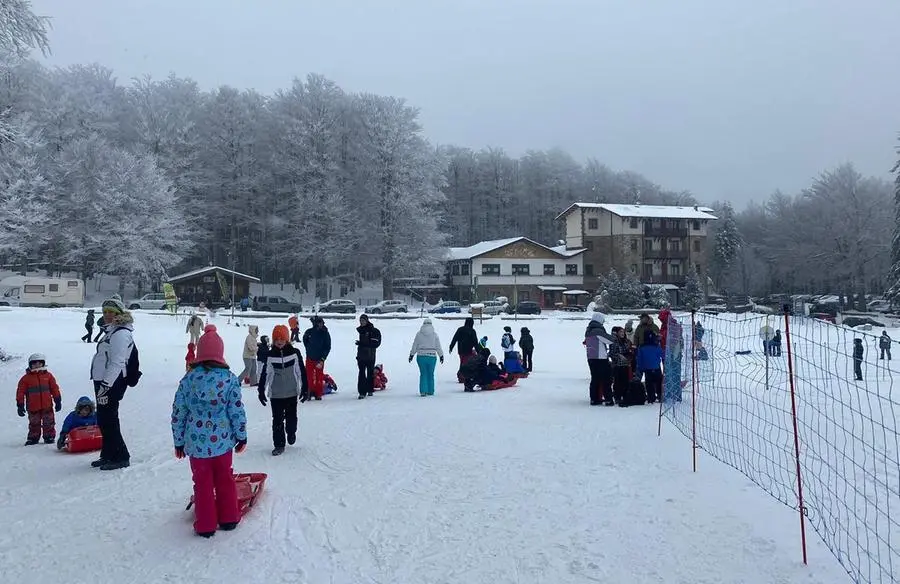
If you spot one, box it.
[481,378,518,391]
[509,372,529,380]
[64,425,103,453]
[185,472,268,517]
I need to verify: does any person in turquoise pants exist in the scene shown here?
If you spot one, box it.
[409,319,444,396]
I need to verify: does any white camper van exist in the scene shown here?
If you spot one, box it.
[0,277,85,307]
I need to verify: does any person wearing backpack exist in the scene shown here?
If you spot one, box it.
[90,295,137,471]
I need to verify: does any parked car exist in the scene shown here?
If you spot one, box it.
[867,300,893,314]
[469,300,507,315]
[317,299,357,314]
[128,292,176,310]
[253,295,302,313]
[365,299,409,314]
[511,301,541,315]
[428,301,462,314]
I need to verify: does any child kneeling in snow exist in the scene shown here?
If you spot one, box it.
[373,364,388,391]
[323,374,338,395]
[56,396,97,450]
[172,325,248,538]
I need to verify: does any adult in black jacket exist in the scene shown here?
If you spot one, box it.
[519,327,534,372]
[449,317,479,383]
[355,314,382,399]
[303,316,332,400]
[81,309,95,342]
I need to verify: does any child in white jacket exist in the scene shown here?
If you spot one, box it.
[239,325,259,385]
[408,319,444,396]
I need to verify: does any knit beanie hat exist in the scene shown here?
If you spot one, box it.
[503,326,512,332]
[272,324,290,343]
[102,295,126,314]
[195,325,227,366]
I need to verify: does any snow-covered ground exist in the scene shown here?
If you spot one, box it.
[0,308,851,584]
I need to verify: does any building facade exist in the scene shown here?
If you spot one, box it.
[167,265,261,308]
[556,203,717,287]
[446,237,586,307]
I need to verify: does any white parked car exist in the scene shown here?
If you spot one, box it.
[128,293,177,310]
[469,300,507,315]
[365,299,408,314]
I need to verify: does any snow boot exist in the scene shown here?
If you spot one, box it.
[314,396,322,401]
[287,433,296,445]
[100,460,130,471]
[367,392,374,397]
[358,395,365,400]
[219,522,239,531]
[197,531,215,538]
[43,437,55,444]
[24,438,39,446]
[272,447,285,456]
[91,458,108,467]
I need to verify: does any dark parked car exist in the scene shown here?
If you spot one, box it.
[512,301,541,315]
[253,295,302,313]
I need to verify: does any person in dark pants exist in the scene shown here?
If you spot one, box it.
[519,327,534,372]
[584,312,615,405]
[449,317,479,382]
[853,338,864,381]
[355,314,382,399]
[89,296,134,470]
[880,331,892,360]
[607,327,633,404]
[257,324,308,456]
[81,309,95,342]
[93,314,106,342]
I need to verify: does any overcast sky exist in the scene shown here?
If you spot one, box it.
[30,0,900,206]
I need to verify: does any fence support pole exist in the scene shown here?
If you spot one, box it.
[691,310,698,473]
[783,304,809,565]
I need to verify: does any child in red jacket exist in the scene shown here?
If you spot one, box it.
[185,343,196,372]
[15,353,62,445]
[373,364,388,391]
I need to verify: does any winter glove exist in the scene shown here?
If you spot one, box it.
[439,356,444,364]
[408,355,414,363]
[96,382,111,406]
[174,446,185,459]
[17,404,25,417]
[317,360,325,370]
[257,391,267,407]
[299,392,309,404]
[54,397,62,412]
[56,434,67,450]
[234,439,247,454]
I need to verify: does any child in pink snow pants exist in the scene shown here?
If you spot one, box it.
[172,325,248,538]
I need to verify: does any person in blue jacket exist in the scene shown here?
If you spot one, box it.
[637,332,664,404]
[56,396,98,449]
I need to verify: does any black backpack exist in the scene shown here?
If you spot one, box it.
[125,343,142,387]
[110,328,142,387]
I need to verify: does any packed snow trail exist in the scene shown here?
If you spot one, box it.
[0,308,849,583]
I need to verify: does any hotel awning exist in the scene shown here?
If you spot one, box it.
[537,286,567,291]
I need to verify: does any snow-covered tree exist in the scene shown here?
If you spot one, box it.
[0,116,50,261]
[711,201,741,292]
[646,284,670,308]
[0,0,49,59]
[601,268,642,308]
[683,267,704,309]
[888,141,900,302]
[49,135,192,281]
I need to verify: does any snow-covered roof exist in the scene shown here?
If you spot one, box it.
[555,203,718,221]
[167,266,261,284]
[563,290,591,295]
[549,245,587,258]
[537,285,568,291]
[448,237,583,261]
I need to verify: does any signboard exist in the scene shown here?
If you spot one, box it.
[163,283,177,314]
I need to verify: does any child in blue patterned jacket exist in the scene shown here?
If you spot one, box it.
[172,324,248,538]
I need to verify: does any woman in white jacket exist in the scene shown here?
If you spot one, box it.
[239,325,259,385]
[409,319,444,396]
[89,295,134,470]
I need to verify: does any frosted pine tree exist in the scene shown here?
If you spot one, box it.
[888,142,900,302]
[711,202,741,292]
[647,284,670,308]
[683,268,704,309]
[601,269,642,308]
[0,117,50,261]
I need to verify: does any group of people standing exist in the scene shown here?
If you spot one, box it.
[583,308,683,407]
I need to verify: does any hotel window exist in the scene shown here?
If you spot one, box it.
[566,264,578,276]
[588,218,598,230]
[512,264,530,275]
[544,264,555,276]
[482,264,500,275]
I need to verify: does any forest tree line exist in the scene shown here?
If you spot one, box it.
[1,1,898,300]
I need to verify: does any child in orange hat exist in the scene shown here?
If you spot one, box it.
[257,324,308,456]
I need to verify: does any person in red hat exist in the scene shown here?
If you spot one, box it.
[257,324,308,456]
[172,324,248,538]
